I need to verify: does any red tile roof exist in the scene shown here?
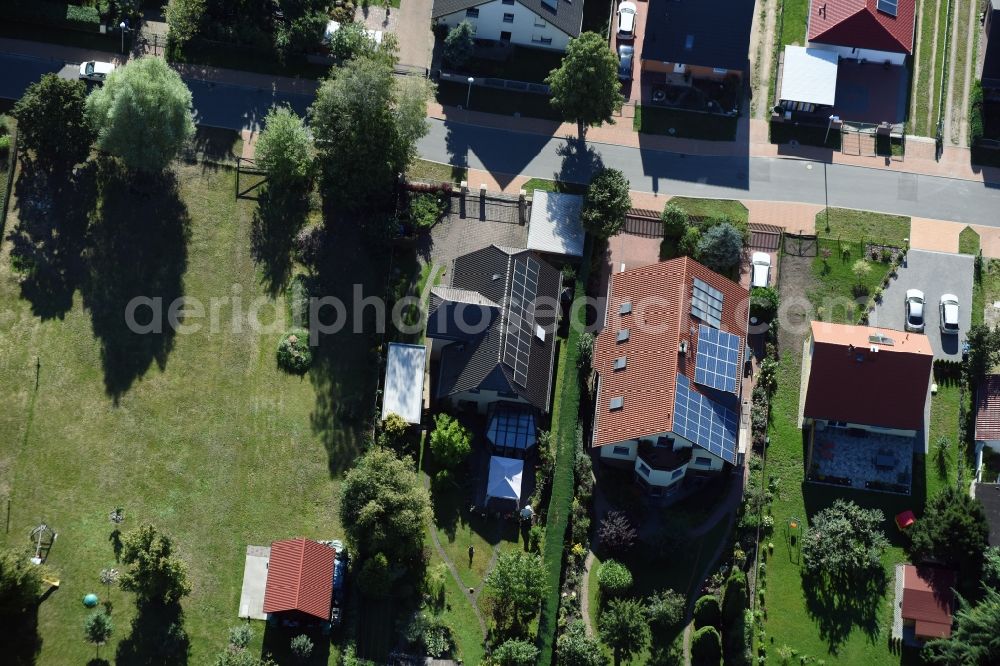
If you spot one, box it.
[592,257,749,447]
[901,565,956,639]
[262,538,335,621]
[975,375,1000,442]
[808,0,915,54]
[803,322,932,431]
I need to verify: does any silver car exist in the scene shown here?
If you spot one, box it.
[617,2,637,40]
[79,61,115,82]
[939,294,960,335]
[904,289,924,332]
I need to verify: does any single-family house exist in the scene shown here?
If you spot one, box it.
[982,1,1000,93]
[899,565,956,642]
[427,244,561,414]
[640,0,754,84]
[431,0,583,51]
[262,538,336,624]
[800,322,933,492]
[591,257,750,498]
[807,0,915,66]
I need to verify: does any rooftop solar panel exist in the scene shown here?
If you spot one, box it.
[694,324,740,393]
[673,374,738,463]
[877,0,897,16]
[691,278,724,328]
[503,256,540,387]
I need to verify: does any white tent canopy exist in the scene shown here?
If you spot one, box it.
[382,343,426,424]
[486,456,523,503]
[780,46,839,106]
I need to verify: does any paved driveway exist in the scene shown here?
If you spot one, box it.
[871,249,973,360]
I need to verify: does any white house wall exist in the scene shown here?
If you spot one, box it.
[438,1,572,51]
[807,42,906,66]
[448,389,530,414]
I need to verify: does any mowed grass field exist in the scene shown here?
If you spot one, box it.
[0,160,367,664]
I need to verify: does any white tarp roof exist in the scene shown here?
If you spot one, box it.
[486,456,523,502]
[527,190,585,257]
[382,343,426,424]
[780,46,839,106]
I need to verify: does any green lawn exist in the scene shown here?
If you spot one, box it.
[408,158,468,185]
[634,106,738,141]
[912,0,950,137]
[522,177,588,195]
[0,154,401,663]
[779,0,810,47]
[668,197,749,223]
[959,226,980,255]
[424,537,486,665]
[815,208,911,245]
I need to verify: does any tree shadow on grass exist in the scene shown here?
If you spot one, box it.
[5,600,42,666]
[7,158,96,319]
[251,184,310,297]
[81,162,189,402]
[801,568,887,655]
[115,602,189,666]
[261,622,331,665]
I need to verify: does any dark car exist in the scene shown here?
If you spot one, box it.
[618,44,634,81]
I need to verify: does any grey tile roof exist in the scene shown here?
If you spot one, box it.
[432,245,561,412]
[432,0,584,38]
[641,0,754,72]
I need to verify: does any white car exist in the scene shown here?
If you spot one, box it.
[750,252,771,288]
[79,61,115,82]
[939,294,960,335]
[904,289,925,333]
[617,2,638,40]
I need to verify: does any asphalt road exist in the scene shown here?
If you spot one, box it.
[3,52,999,225]
[871,249,974,359]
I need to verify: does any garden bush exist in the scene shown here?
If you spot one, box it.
[661,202,689,237]
[693,594,721,629]
[691,626,722,665]
[9,2,102,32]
[678,226,702,257]
[749,286,779,322]
[0,134,9,156]
[597,559,633,598]
[276,328,313,374]
[970,80,984,146]
[408,192,445,230]
[404,612,452,658]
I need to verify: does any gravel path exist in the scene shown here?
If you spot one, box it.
[750,0,779,119]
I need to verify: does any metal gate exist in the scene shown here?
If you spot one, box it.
[783,233,818,257]
[840,121,878,157]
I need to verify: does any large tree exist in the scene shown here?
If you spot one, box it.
[429,413,472,468]
[908,486,990,594]
[923,585,1000,664]
[801,499,888,586]
[86,57,195,173]
[254,105,313,190]
[484,551,546,633]
[443,21,475,68]
[581,168,631,238]
[695,222,744,275]
[13,73,92,169]
[556,619,607,666]
[339,447,431,562]
[165,0,206,51]
[546,32,624,140]
[309,52,431,215]
[598,598,649,666]
[118,524,192,605]
[0,547,44,623]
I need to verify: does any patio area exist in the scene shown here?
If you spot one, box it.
[807,425,919,494]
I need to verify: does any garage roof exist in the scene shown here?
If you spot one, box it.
[262,538,335,621]
[527,190,585,257]
[780,46,839,106]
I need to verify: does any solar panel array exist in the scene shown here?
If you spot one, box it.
[876,0,897,16]
[487,405,537,451]
[503,256,540,387]
[694,324,740,393]
[673,374,738,464]
[691,278,724,329]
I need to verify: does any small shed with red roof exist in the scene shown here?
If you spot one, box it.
[900,565,956,641]
[262,538,335,623]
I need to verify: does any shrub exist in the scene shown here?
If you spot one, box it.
[228,624,253,649]
[528,525,545,553]
[696,222,744,274]
[679,225,702,257]
[429,413,472,468]
[290,634,313,659]
[9,2,102,32]
[404,612,452,658]
[597,559,633,598]
[970,80,985,146]
[408,192,445,230]
[661,202,689,237]
[0,134,8,155]
[691,626,722,665]
[598,511,637,556]
[693,594,721,629]
[444,21,475,68]
[646,588,685,630]
[749,286,779,322]
[576,332,595,372]
[277,328,313,374]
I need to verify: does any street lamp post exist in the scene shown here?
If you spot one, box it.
[466,77,474,109]
[119,20,131,55]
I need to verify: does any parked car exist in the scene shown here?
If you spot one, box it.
[750,252,771,288]
[79,61,115,82]
[618,44,634,81]
[904,289,925,332]
[939,294,960,334]
[617,2,638,40]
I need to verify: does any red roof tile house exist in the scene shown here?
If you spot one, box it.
[975,374,1000,455]
[898,565,956,642]
[801,322,933,492]
[592,257,750,499]
[807,0,915,65]
[262,538,335,624]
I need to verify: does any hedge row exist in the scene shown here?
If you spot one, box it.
[535,236,593,665]
[970,80,985,146]
[8,2,102,32]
